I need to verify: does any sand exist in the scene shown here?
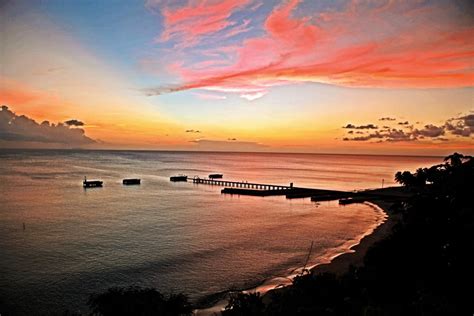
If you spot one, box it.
[308,199,398,276]
[195,198,400,315]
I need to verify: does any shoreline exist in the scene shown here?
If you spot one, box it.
[307,199,397,277]
[195,198,398,315]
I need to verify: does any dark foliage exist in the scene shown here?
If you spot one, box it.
[224,153,474,315]
[87,286,192,316]
[222,292,265,316]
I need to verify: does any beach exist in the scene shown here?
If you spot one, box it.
[309,199,400,277]
[196,194,403,315]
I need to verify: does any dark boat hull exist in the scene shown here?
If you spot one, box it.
[123,179,141,185]
[170,176,188,182]
[83,181,103,188]
[209,174,223,179]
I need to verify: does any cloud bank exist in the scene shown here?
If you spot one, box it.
[342,113,474,142]
[343,124,378,130]
[0,105,95,146]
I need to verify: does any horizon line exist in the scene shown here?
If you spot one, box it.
[0,147,450,159]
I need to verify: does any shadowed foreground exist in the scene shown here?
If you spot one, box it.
[52,153,473,316]
[223,153,474,315]
[87,287,192,316]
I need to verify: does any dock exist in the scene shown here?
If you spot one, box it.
[188,175,410,202]
[192,177,353,199]
[192,178,293,190]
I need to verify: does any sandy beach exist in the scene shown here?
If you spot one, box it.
[307,200,398,276]
[196,196,401,315]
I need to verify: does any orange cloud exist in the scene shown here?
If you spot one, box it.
[149,0,474,98]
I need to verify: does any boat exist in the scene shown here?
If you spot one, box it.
[123,178,141,185]
[339,197,366,205]
[170,175,188,182]
[209,173,223,179]
[338,198,353,205]
[83,177,103,188]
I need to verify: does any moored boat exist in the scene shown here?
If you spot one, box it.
[170,175,188,182]
[209,173,223,179]
[339,196,366,205]
[83,177,103,188]
[123,178,141,185]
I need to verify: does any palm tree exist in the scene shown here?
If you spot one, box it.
[444,152,465,167]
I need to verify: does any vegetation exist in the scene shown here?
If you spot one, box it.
[84,153,473,315]
[222,292,265,316]
[223,153,474,315]
[87,286,192,316]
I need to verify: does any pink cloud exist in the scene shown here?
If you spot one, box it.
[222,19,252,39]
[156,0,250,46]
[148,0,474,98]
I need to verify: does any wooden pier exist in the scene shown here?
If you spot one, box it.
[190,176,366,200]
[192,177,293,191]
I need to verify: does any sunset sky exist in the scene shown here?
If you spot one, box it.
[1,0,473,155]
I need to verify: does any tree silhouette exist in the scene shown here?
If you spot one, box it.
[88,286,192,316]
[223,153,474,315]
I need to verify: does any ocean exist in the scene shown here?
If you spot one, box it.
[0,149,441,315]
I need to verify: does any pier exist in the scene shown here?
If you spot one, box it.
[191,177,352,199]
[192,177,293,191]
[189,176,409,203]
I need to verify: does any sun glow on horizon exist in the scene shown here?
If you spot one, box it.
[1,0,473,155]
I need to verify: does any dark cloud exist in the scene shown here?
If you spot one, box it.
[379,117,396,121]
[64,119,85,126]
[343,128,416,142]
[384,129,417,142]
[0,105,95,146]
[342,111,474,142]
[463,114,474,127]
[343,135,372,141]
[445,114,474,137]
[227,138,237,141]
[143,85,180,96]
[185,129,201,133]
[343,123,378,129]
[343,112,474,142]
[413,124,445,138]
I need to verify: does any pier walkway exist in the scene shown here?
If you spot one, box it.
[190,177,354,199]
[192,177,292,190]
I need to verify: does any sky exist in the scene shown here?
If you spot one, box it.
[1,0,473,155]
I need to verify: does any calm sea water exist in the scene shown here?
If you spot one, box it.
[0,150,441,315]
